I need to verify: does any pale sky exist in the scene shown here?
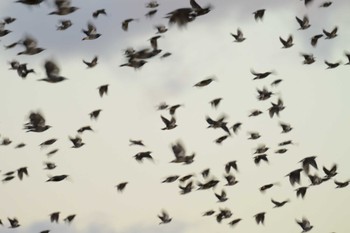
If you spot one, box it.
[0,0,350,233]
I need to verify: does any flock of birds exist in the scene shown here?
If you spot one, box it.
[0,0,349,232]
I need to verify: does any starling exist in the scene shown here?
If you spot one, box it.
[279,35,294,48]
[253,9,265,21]
[83,56,98,68]
[158,210,172,224]
[116,182,128,192]
[39,60,67,83]
[231,28,246,42]
[296,16,311,30]
[93,9,107,18]
[323,26,338,39]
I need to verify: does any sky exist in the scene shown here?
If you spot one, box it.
[0,0,350,232]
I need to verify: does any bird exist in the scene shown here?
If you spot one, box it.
[256,87,273,100]
[15,143,26,149]
[320,1,332,7]
[116,182,128,192]
[8,217,20,228]
[15,0,44,5]
[303,0,314,6]
[90,109,102,120]
[228,218,242,227]
[296,217,313,232]
[260,183,277,192]
[251,69,274,80]
[120,59,147,69]
[254,212,265,225]
[278,140,295,146]
[155,24,167,33]
[325,60,341,69]
[194,76,216,87]
[286,169,303,186]
[39,139,57,148]
[17,167,29,180]
[323,164,337,178]
[57,20,72,30]
[248,109,263,117]
[280,122,293,133]
[254,154,269,165]
[334,180,349,188]
[168,104,183,115]
[202,210,215,216]
[271,199,289,208]
[231,122,242,134]
[225,160,238,173]
[209,98,223,108]
[145,9,157,18]
[201,168,210,178]
[344,52,350,65]
[146,0,159,8]
[24,111,51,132]
[44,162,56,170]
[82,22,101,40]
[69,136,84,148]
[38,60,67,83]
[49,0,79,15]
[161,115,177,130]
[271,79,283,87]
[311,34,323,47]
[230,28,246,42]
[166,8,195,28]
[134,151,153,162]
[301,53,315,64]
[214,135,229,144]
[299,156,318,174]
[158,210,172,224]
[197,179,219,190]
[296,16,310,30]
[122,18,137,31]
[216,208,232,223]
[49,212,60,223]
[295,186,308,198]
[214,189,228,202]
[224,174,238,186]
[162,175,179,183]
[248,132,261,140]
[83,56,98,68]
[253,9,265,21]
[77,126,93,134]
[17,35,45,55]
[179,181,194,194]
[129,139,145,146]
[268,98,285,118]
[64,214,76,224]
[170,141,195,164]
[92,9,107,18]
[149,35,161,50]
[47,149,59,157]
[190,0,211,16]
[46,175,69,182]
[279,35,294,48]
[323,26,338,39]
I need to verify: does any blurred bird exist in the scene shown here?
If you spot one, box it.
[271,198,289,208]
[311,34,323,47]
[49,212,60,223]
[190,0,211,16]
[254,212,265,225]
[251,69,274,80]
[39,139,57,148]
[116,182,128,192]
[201,168,210,178]
[228,218,242,227]
[334,180,349,188]
[134,151,153,162]
[17,167,28,180]
[286,169,303,186]
[77,126,93,134]
[83,56,98,68]
[214,135,229,144]
[122,18,137,31]
[49,0,79,15]
[179,181,194,194]
[325,60,341,69]
[129,139,145,146]
[254,154,269,165]
[155,24,168,33]
[271,79,283,87]
[231,28,246,42]
[145,9,157,18]
[64,214,76,224]
[158,210,172,224]
[323,26,338,39]
[166,8,195,27]
[24,111,51,132]
[97,84,109,97]
[253,9,265,21]
[299,156,318,173]
[89,109,102,120]
[279,35,294,48]
[57,19,72,30]
[15,0,44,5]
[194,76,216,87]
[209,98,223,108]
[202,210,215,216]
[17,35,45,55]
[93,9,107,18]
[260,183,277,193]
[257,87,273,100]
[225,160,238,173]
[161,115,177,130]
[295,186,308,198]
[323,164,337,178]
[69,135,84,148]
[215,189,228,202]
[280,122,293,133]
[301,53,315,64]
[197,179,219,190]
[296,217,313,232]
[169,104,183,115]
[8,217,20,228]
[47,175,69,182]
[268,98,285,118]
[296,16,310,30]
[344,52,350,65]
[162,175,179,183]
[231,122,242,134]
[39,60,67,83]
[146,0,159,8]
[320,1,332,7]
[224,174,238,186]
[248,132,261,140]
[149,35,161,50]
[249,109,263,117]
[82,22,101,40]
[44,162,56,170]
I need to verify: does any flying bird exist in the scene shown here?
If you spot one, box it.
[286,169,303,186]
[116,182,128,192]
[296,217,313,232]
[323,26,338,39]
[279,35,294,48]
[161,115,177,130]
[253,9,265,21]
[17,35,45,55]
[90,109,102,120]
[254,212,265,225]
[39,60,67,83]
[69,136,85,148]
[93,9,107,18]
[299,156,318,173]
[49,0,79,15]
[82,22,101,40]
[230,28,246,42]
[296,16,310,30]
[158,210,172,224]
[83,56,98,68]
[311,34,323,47]
[49,212,60,223]
[194,76,216,87]
[57,19,72,30]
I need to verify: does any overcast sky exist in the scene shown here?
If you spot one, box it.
[0,0,350,233]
